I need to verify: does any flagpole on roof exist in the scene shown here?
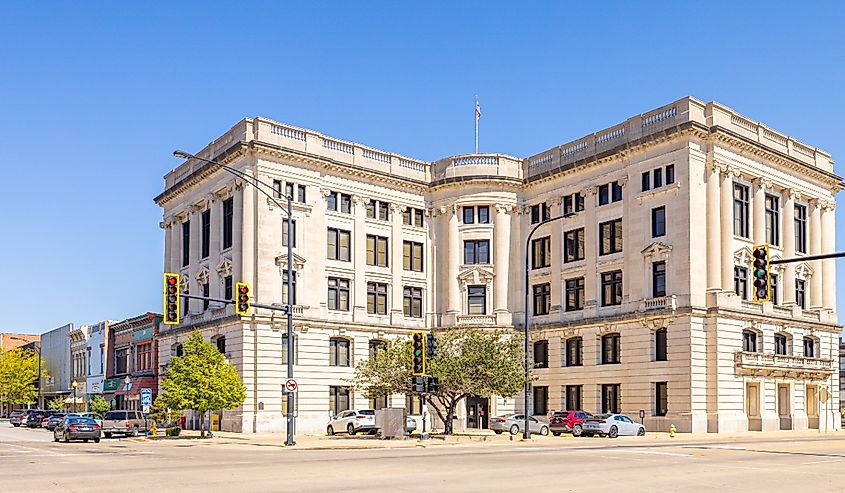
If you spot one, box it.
[475,95,480,153]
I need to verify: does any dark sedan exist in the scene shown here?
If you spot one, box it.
[45,413,75,431]
[25,410,53,428]
[53,416,101,443]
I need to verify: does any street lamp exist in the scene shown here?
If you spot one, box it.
[522,211,575,439]
[172,149,297,446]
[71,381,78,413]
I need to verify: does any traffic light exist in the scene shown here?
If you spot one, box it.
[412,331,426,376]
[411,376,425,393]
[235,282,251,315]
[163,273,180,325]
[426,333,437,359]
[426,376,439,393]
[752,244,770,302]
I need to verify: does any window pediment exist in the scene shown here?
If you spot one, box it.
[195,266,210,285]
[457,265,494,286]
[641,242,672,262]
[795,262,814,280]
[734,247,753,267]
[275,253,307,272]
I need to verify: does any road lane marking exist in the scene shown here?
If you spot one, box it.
[802,458,845,465]
[627,450,693,457]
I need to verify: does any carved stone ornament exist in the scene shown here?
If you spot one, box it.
[216,257,233,277]
[494,203,514,215]
[582,185,597,196]
[597,324,617,336]
[561,328,579,339]
[641,242,673,262]
[734,247,754,268]
[195,266,210,285]
[390,203,407,213]
[275,252,307,273]
[794,263,813,280]
[457,265,494,287]
[179,274,190,293]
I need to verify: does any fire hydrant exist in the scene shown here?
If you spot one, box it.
[669,424,676,438]
[150,423,158,437]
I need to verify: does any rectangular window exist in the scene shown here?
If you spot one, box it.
[327,191,337,211]
[598,184,610,205]
[136,343,153,372]
[530,204,542,224]
[202,283,209,310]
[326,192,351,214]
[733,183,749,238]
[405,394,422,415]
[652,206,666,237]
[367,282,388,315]
[601,384,621,414]
[655,382,668,416]
[224,275,233,300]
[477,206,490,224]
[201,210,210,259]
[565,338,582,367]
[794,204,807,253]
[765,194,780,246]
[366,235,389,267]
[215,337,226,355]
[463,206,475,224]
[273,179,283,199]
[403,287,423,318]
[115,348,128,374]
[467,285,486,315]
[601,334,621,364]
[533,386,548,416]
[563,194,574,215]
[742,330,758,352]
[611,181,623,202]
[182,221,190,267]
[282,270,296,305]
[378,201,389,221]
[774,334,787,355]
[575,193,584,212]
[566,385,582,411]
[369,394,388,411]
[655,328,667,361]
[403,207,425,227]
[533,340,549,369]
[340,194,351,214]
[653,168,663,188]
[367,199,389,220]
[463,240,490,264]
[770,274,779,305]
[285,182,294,201]
[803,337,816,358]
[795,279,806,309]
[329,338,351,367]
[328,277,350,311]
[641,171,651,192]
[222,197,234,249]
[601,270,623,306]
[369,340,387,361]
[565,277,585,312]
[599,219,623,255]
[100,347,104,374]
[564,228,585,262]
[734,267,748,300]
[532,283,551,316]
[282,218,296,248]
[531,236,551,269]
[297,184,306,203]
[403,241,424,272]
[329,386,350,416]
[652,261,666,297]
[327,228,351,261]
[666,164,675,185]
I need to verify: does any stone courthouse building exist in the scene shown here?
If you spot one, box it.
[155,97,841,434]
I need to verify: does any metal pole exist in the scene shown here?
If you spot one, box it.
[285,193,296,446]
[769,251,845,264]
[422,394,426,433]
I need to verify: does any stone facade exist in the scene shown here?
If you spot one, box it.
[155,97,841,434]
[68,325,88,411]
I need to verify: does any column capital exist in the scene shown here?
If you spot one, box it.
[582,185,597,196]
[616,176,628,187]
[783,188,801,202]
[494,203,515,214]
[820,200,836,212]
[752,177,774,190]
[390,203,407,213]
[319,188,333,199]
[352,194,368,206]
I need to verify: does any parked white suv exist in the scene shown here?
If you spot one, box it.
[101,410,150,438]
[326,409,376,435]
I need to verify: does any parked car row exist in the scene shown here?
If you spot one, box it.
[492,411,646,438]
[326,409,418,436]
[7,409,151,443]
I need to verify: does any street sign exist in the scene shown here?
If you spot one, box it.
[140,388,153,407]
[284,378,298,393]
[142,405,150,414]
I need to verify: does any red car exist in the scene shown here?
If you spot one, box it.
[549,410,592,436]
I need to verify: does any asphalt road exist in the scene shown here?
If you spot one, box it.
[2,424,845,492]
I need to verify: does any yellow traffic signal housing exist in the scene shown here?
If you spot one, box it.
[412,331,426,376]
[163,273,180,325]
[235,282,251,315]
[752,244,770,302]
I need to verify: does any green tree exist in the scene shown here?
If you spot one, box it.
[47,396,64,411]
[353,328,529,434]
[158,332,246,437]
[0,348,40,406]
[89,396,111,415]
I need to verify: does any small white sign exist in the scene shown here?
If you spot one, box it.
[284,378,298,393]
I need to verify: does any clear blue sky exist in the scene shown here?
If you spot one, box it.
[1,1,844,334]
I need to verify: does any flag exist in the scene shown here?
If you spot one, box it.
[475,97,481,121]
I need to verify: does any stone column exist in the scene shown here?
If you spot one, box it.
[208,194,221,299]
[706,164,722,291]
[447,205,461,316]
[391,204,405,323]
[809,200,822,309]
[238,178,254,297]
[752,179,766,245]
[353,196,369,320]
[582,187,598,313]
[821,201,836,310]
[782,190,796,305]
[720,168,735,291]
[425,209,436,326]
[493,204,512,318]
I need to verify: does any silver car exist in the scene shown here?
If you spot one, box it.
[581,414,645,438]
[489,414,549,436]
[326,409,376,435]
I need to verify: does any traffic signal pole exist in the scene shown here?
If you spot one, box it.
[769,251,845,264]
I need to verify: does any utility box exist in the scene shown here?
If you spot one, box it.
[376,408,406,439]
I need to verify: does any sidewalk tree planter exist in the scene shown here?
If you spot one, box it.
[353,328,528,434]
[157,332,246,438]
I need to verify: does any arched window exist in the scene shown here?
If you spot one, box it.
[742,330,758,353]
